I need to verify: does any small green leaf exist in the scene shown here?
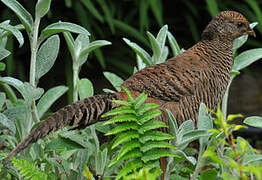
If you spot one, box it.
[167,31,181,56]
[156,25,168,51]
[40,22,90,41]
[36,35,60,81]
[63,32,76,57]
[0,23,24,47]
[139,120,167,133]
[103,114,137,125]
[167,110,178,136]
[106,122,138,135]
[179,130,210,148]
[77,78,94,99]
[0,48,10,61]
[142,149,179,163]
[133,93,147,109]
[232,48,262,71]
[123,38,151,66]
[45,136,85,151]
[0,92,6,109]
[138,109,162,124]
[141,141,175,152]
[0,113,16,134]
[102,106,136,117]
[0,77,26,100]
[35,0,52,18]
[140,131,174,143]
[136,103,159,115]
[1,0,33,32]
[147,31,161,59]
[103,72,124,92]
[115,159,143,179]
[37,86,68,118]
[244,116,262,128]
[122,87,134,102]
[79,40,111,60]
[111,131,140,149]
[0,62,6,71]
[199,169,218,180]
[117,141,141,160]
[110,100,131,106]
[243,154,262,165]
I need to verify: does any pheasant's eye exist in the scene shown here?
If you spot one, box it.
[237,22,244,27]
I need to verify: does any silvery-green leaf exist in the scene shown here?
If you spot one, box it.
[103,72,124,92]
[0,48,10,61]
[156,25,168,50]
[1,0,33,32]
[167,31,181,56]
[0,92,5,109]
[0,113,16,133]
[0,23,24,47]
[244,116,262,128]
[37,86,68,118]
[36,35,60,81]
[232,48,262,71]
[35,0,52,18]
[147,31,160,59]
[77,78,94,99]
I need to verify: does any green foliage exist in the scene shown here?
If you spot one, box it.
[102,87,179,179]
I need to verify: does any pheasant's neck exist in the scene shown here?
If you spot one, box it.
[195,38,234,73]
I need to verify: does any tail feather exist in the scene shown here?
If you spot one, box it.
[3,93,118,164]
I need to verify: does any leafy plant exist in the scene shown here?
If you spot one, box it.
[102,87,180,179]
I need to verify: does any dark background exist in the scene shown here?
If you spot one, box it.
[1,0,262,119]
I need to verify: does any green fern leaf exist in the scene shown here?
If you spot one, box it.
[140,141,176,152]
[138,109,162,124]
[112,131,140,149]
[133,93,147,109]
[109,149,142,167]
[111,99,131,106]
[11,158,47,180]
[140,131,174,143]
[106,122,138,135]
[117,140,141,160]
[139,120,167,133]
[145,160,160,169]
[141,149,180,163]
[115,159,144,180]
[136,103,159,115]
[122,86,134,102]
[102,106,136,117]
[104,114,137,125]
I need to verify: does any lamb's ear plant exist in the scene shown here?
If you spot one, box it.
[102,87,180,180]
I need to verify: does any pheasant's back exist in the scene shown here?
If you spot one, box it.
[123,38,233,124]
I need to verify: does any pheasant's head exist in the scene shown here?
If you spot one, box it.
[201,11,255,41]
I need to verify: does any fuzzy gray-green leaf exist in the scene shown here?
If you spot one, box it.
[103,72,124,92]
[0,23,24,47]
[35,0,52,18]
[167,31,181,56]
[232,48,262,71]
[244,116,262,128]
[0,48,10,61]
[37,86,68,118]
[77,78,94,99]
[1,0,33,32]
[36,35,60,81]
[0,113,16,134]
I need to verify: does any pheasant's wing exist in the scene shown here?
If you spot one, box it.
[123,52,205,102]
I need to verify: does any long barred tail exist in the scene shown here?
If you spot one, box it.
[3,93,119,164]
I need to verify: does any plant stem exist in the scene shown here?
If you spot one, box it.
[222,75,235,121]
[72,64,79,102]
[29,16,41,123]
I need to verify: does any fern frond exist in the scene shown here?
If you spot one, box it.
[112,131,140,149]
[11,157,47,180]
[102,106,136,117]
[136,103,159,115]
[138,109,162,124]
[140,141,176,152]
[122,86,134,102]
[118,140,141,160]
[139,120,168,133]
[145,160,160,169]
[115,159,144,180]
[140,131,174,143]
[104,114,137,125]
[106,122,138,135]
[109,149,142,167]
[141,149,180,163]
[133,93,147,109]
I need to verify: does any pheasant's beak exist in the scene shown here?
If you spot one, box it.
[247,28,256,37]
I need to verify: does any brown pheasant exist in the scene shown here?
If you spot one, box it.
[4,11,255,164]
